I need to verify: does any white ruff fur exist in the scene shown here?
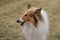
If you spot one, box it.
[22,9,49,40]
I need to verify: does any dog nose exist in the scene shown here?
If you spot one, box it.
[16,19,20,23]
[16,18,25,23]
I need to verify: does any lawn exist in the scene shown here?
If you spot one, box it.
[0,0,60,40]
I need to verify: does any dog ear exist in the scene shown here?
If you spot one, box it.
[28,4,31,9]
[36,8,42,13]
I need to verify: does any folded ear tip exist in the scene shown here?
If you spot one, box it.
[28,4,31,9]
[41,8,42,9]
[40,8,42,10]
[35,8,42,13]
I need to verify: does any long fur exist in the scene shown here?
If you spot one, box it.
[21,9,49,40]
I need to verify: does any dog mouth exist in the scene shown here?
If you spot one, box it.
[20,21,25,26]
[16,19,25,26]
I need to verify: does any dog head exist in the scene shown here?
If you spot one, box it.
[16,4,42,26]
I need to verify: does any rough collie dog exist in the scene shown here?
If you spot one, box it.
[16,4,49,40]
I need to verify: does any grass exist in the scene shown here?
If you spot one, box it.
[0,0,60,40]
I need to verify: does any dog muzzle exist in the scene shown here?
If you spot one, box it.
[16,18,25,26]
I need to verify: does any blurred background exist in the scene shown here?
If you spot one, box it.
[0,0,60,40]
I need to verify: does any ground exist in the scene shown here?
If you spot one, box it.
[0,0,60,40]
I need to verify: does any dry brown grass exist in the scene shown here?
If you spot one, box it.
[0,0,60,40]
